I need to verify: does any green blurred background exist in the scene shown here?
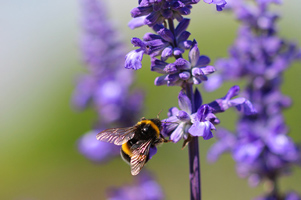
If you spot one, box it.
[1,0,300,199]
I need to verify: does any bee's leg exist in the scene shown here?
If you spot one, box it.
[164,139,172,143]
[141,117,146,120]
[160,134,172,143]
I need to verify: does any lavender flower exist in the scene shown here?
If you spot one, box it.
[125,18,193,71]
[162,86,255,143]
[73,0,144,162]
[107,172,164,200]
[124,0,252,199]
[207,0,301,199]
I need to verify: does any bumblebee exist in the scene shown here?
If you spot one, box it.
[96,117,169,175]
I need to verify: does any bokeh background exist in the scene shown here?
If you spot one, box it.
[1,0,300,199]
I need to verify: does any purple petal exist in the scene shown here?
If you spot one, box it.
[165,73,180,86]
[161,46,173,61]
[173,47,185,56]
[177,110,190,122]
[170,123,184,143]
[154,75,168,86]
[178,90,192,114]
[225,85,240,100]
[196,55,211,66]
[168,107,180,117]
[196,104,210,122]
[206,113,220,124]
[151,58,168,74]
[125,50,144,70]
[145,11,161,26]
[175,18,190,36]
[177,31,191,44]
[164,63,178,74]
[179,71,191,80]
[189,121,215,140]
[235,100,257,115]
[174,58,190,70]
[157,27,174,43]
[189,40,200,67]
[200,65,215,75]
[194,88,203,111]
[161,116,179,137]
[192,77,202,85]
[128,16,147,29]
[131,37,145,48]
[130,6,153,18]
[192,67,204,77]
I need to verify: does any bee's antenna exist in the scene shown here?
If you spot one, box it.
[161,120,179,125]
[157,109,163,119]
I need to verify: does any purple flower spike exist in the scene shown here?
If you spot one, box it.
[207,0,301,192]
[74,0,144,163]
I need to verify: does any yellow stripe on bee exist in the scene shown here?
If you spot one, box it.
[137,120,160,137]
[122,142,133,157]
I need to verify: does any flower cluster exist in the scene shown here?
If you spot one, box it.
[73,0,144,162]
[124,0,257,147]
[125,1,228,82]
[162,86,255,144]
[207,0,301,198]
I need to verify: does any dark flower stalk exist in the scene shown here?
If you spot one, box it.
[207,0,301,199]
[125,1,256,199]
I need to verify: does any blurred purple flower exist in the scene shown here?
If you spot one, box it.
[207,0,301,195]
[73,0,144,162]
[107,172,164,200]
[78,130,120,162]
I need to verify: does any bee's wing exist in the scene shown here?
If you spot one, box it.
[96,127,136,145]
[130,139,152,176]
